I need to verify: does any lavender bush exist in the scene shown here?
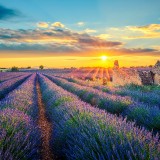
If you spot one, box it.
[0,74,31,100]
[0,74,38,118]
[39,74,160,160]
[58,76,160,106]
[0,72,28,83]
[0,73,40,159]
[44,74,160,131]
[0,109,39,160]
[45,74,132,113]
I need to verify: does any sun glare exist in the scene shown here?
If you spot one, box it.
[101,56,108,61]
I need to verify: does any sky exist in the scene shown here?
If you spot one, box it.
[0,0,160,68]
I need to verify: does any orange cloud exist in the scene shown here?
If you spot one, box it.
[0,24,159,58]
[37,22,49,28]
[96,34,112,40]
[127,24,160,32]
[124,24,160,39]
[51,22,65,28]
[0,27,122,52]
[107,24,160,39]
[84,28,97,33]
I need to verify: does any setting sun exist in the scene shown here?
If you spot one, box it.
[101,56,108,61]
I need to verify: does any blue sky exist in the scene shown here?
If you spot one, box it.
[0,0,160,67]
[1,0,160,29]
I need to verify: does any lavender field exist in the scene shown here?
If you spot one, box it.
[0,70,159,160]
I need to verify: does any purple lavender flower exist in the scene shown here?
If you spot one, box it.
[39,74,160,160]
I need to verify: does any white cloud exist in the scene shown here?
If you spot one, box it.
[84,28,97,33]
[77,22,85,26]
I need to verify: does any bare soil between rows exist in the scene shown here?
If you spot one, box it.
[36,76,54,160]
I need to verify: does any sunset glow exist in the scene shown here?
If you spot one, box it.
[0,1,160,159]
[101,56,108,61]
[0,0,159,68]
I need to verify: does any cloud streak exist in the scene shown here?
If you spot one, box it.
[107,24,160,39]
[84,28,97,33]
[0,27,122,49]
[77,22,85,26]
[0,23,159,57]
[37,22,49,28]
[0,5,20,20]
[51,22,65,28]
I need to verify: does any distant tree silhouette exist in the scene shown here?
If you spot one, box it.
[11,66,19,72]
[39,65,44,70]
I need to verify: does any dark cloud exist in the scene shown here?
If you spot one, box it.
[78,37,122,47]
[0,27,159,57]
[0,5,20,20]
[0,43,81,53]
[118,48,158,53]
[108,48,160,56]
[120,48,160,55]
[0,43,47,51]
[0,28,122,49]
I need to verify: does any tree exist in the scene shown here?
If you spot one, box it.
[39,65,44,70]
[11,66,19,72]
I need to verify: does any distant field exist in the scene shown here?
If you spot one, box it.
[0,69,8,72]
[0,69,159,159]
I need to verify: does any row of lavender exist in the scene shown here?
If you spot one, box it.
[64,76,160,106]
[0,72,27,83]
[39,74,160,159]
[0,73,31,100]
[0,74,40,159]
[45,74,160,132]
[69,68,113,81]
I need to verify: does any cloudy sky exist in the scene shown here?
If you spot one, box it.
[0,0,160,68]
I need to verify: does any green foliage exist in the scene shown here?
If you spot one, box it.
[39,65,44,70]
[54,96,73,107]
[11,66,19,72]
[124,83,160,92]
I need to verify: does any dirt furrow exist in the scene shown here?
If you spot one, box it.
[36,75,54,160]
